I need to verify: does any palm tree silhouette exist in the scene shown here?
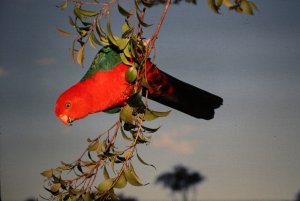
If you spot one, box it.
[156,165,204,201]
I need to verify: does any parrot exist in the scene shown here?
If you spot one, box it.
[55,46,223,125]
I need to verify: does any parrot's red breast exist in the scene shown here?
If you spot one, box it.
[55,63,131,125]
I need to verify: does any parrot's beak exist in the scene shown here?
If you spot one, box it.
[59,114,74,126]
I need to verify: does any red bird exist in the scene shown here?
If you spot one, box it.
[55,46,223,125]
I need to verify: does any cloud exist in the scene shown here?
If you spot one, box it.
[34,57,57,66]
[153,134,196,155]
[0,67,8,78]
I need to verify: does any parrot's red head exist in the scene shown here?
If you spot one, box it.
[55,83,92,126]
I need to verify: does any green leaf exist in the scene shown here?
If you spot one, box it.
[90,31,102,46]
[249,1,258,11]
[129,41,137,58]
[104,107,121,114]
[82,21,93,26]
[208,0,220,14]
[134,0,142,12]
[88,35,96,48]
[100,36,109,46]
[114,172,127,188]
[97,179,113,193]
[124,162,146,186]
[143,109,171,121]
[69,188,83,195]
[125,66,137,83]
[120,52,131,66]
[122,21,131,33]
[136,12,153,27]
[84,191,90,201]
[116,38,129,50]
[77,45,85,65]
[88,140,99,151]
[103,166,110,179]
[240,0,253,15]
[118,4,132,17]
[124,44,132,58]
[141,0,154,7]
[44,186,59,196]
[77,163,84,174]
[222,0,233,7]
[137,151,156,170]
[127,90,144,108]
[121,126,132,141]
[59,192,70,200]
[123,123,136,131]
[51,183,61,193]
[124,151,132,160]
[74,7,83,21]
[55,165,69,172]
[141,125,160,133]
[107,16,118,46]
[96,17,106,36]
[68,16,76,27]
[59,1,68,10]
[56,27,72,36]
[216,0,223,7]
[77,8,99,17]
[41,169,53,177]
[96,141,103,155]
[151,110,171,117]
[61,161,72,168]
[120,105,136,124]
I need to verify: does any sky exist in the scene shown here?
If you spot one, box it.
[1,0,300,201]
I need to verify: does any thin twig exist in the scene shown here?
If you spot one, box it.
[146,0,172,58]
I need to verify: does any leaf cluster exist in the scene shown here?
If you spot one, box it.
[41,115,162,201]
[208,0,258,15]
[56,0,155,68]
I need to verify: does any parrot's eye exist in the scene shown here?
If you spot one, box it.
[65,102,71,109]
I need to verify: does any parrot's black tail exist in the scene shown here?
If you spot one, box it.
[147,71,223,120]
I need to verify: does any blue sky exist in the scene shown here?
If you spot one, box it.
[1,0,300,200]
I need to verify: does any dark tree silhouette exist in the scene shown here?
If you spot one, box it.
[295,191,300,201]
[24,198,38,201]
[156,165,204,201]
[117,193,138,201]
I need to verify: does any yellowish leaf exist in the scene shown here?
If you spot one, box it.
[241,1,253,15]
[50,183,61,193]
[41,169,53,177]
[97,179,113,193]
[114,172,127,188]
[124,162,145,186]
[120,105,136,124]
[88,141,99,151]
[77,45,85,65]
[223,0,233,7]
[56,27,72,36]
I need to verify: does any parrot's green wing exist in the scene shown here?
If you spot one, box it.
[81,46,122,81]
[81,46,123,114]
